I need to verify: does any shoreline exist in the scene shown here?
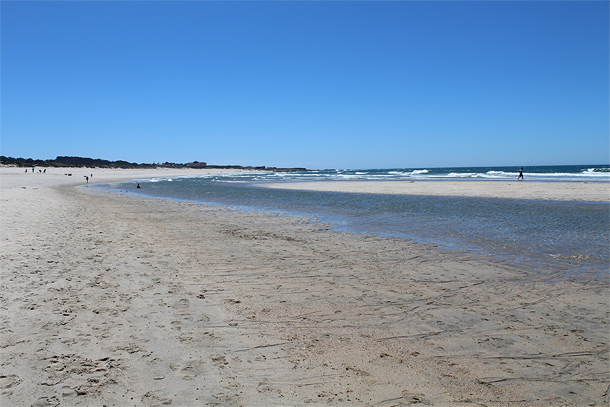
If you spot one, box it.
[1,168,608,405]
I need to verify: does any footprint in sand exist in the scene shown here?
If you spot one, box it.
[31,396,60,407]
[174,298,190,309]
[256,379,282,396]
[400,391,428,404]
[60,385,77,397]
[142,391,173,406]
[0,374,21,390]
[169,360,204,380]
[211,354,228,366]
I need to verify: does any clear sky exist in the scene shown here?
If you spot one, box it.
[2,1,608,170]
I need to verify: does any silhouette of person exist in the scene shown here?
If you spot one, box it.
[518,168,524,180]
[137,183,141,189]
[85,176,89,183]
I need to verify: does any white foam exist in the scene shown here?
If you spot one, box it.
[433,172,477,178]
[139,167,610,184]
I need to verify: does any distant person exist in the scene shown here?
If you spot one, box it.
[85,175,89,183]
[518,168,524,180]
[43,169,46,173]
[25,169,27,173]
[137,183,141,189]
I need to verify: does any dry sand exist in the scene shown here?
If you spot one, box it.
[1,167,608,406]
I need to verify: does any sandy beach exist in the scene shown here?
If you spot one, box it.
[1,167,608,406]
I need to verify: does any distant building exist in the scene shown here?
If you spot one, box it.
[185,161,207,168]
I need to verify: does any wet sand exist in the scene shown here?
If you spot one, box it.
[1,167,608,406]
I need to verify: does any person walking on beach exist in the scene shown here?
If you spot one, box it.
[518,168,524,180]
[85,175,89,183]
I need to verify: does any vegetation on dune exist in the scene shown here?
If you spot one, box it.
[0,155,307,172]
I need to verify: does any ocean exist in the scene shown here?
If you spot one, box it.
[100,165,609,282]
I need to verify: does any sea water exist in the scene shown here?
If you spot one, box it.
[101,165,609,282]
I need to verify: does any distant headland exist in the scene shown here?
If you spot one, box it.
[0,155,308,172]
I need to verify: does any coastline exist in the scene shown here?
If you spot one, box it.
[260,179,610,202]
[4,166,607,202]
[1,168,608,406]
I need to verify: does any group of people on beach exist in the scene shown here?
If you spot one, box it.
[25,168,96,184]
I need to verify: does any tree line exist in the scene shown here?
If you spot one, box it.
[0,155,154,169]
[0,155,308,172]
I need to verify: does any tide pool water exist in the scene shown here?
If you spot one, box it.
[100,165,609,282]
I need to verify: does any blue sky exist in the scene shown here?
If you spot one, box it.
[2,1,608,170]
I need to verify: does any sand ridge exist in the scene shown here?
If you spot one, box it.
[1,167,608,406]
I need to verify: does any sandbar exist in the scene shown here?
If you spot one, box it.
[1,167,608,406]
[261,180,610,201]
